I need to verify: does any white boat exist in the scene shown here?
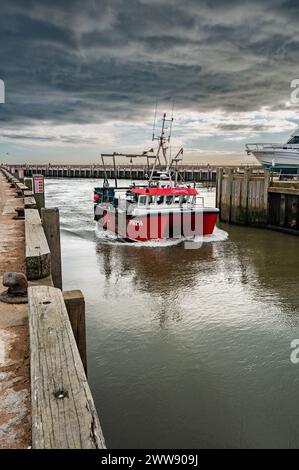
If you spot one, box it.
[246,128,299,172]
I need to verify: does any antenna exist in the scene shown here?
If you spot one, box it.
[168,100,175,142]
[152,99,158,141]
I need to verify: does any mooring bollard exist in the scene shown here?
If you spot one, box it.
[0,272,28,304]
[14,207,25,219]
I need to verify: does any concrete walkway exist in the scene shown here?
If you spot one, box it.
[0,174,30,448]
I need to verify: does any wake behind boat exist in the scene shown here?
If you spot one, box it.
[94,113,219,242]
[246,127,299,172]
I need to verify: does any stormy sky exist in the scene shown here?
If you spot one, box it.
[1,0,299,164]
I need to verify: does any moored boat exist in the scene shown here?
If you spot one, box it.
[246,128,299,172]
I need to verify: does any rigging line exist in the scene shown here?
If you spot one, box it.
[152,99,158,141]
[168,100,175,142]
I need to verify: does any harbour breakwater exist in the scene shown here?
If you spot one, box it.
[5,163,222,182]
[217,167,299,234]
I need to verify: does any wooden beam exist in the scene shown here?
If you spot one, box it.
[268,186,299,196]
[241,168,250,225]
[24,190,34,197]
[216,167,223,212]
[24,196,37,209]
[263,169,270,222]
[28,285,106,449]
[226,168,233,223]
[25,209,51,280]
[280,194,286,227]
[16,182,28,192]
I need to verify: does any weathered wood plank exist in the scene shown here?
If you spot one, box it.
[268,186,299,196]
[25,209,51,280]
[28,285,106,449]
[216,167,223,212]
[42,208,62,290]
[16,182,28,191]
[240,168,250,225]
[63,290,87,373]
[280,194,286,226]
[24,196,37,209]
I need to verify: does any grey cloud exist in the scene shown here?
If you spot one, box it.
[217,124,272,132]
[1,0,299,134]
[1,133,97,144]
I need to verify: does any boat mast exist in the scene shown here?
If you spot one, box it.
[149,112,174,183]
[100,111,184,187]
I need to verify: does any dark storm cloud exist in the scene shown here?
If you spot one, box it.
[1,0,299,140]
[217,124,271,132]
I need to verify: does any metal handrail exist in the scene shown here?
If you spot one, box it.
[246,143,299,152]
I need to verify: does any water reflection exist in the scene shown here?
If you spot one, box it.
[96,242,216,291]
[216,224,299,326]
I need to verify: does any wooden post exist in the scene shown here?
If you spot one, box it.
[41,207,62,290]
[263,169,270,223]
[25,209,51,280]
[227,168,233,223]
[24,196,37,209]
[63,290,87,374]
[24,177,33,191]
[17,168,25,182]
[216,167,223,212]
[28,286,105,449]
[280,193,286,226]
[241,168,250,225]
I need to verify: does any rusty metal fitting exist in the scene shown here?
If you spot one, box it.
[13,207,25,219]
[0,272,28,304]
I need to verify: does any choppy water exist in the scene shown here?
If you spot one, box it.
[46,178,299,449]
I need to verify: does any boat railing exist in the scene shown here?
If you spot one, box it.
[246,143,299,152]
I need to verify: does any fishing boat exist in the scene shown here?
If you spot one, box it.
[94,113,219,242]
[246,128,299,172]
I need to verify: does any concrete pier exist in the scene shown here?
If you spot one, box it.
[0,172,30,448]
[0,168,106,449]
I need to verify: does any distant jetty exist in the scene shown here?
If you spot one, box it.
[4,163,223,182]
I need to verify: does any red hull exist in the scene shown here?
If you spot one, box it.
[99,210,218,241]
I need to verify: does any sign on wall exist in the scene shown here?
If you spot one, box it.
[34,176,44,194]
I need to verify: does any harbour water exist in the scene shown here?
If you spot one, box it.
[46,178,299,449]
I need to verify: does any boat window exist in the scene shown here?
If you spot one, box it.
[139,195,147,205]
[174,195,180,203]
[166,195,173,205]
[287,136,299,144]
[180,195,189,204]
[156,196,164,205]
[148,195,154,204]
